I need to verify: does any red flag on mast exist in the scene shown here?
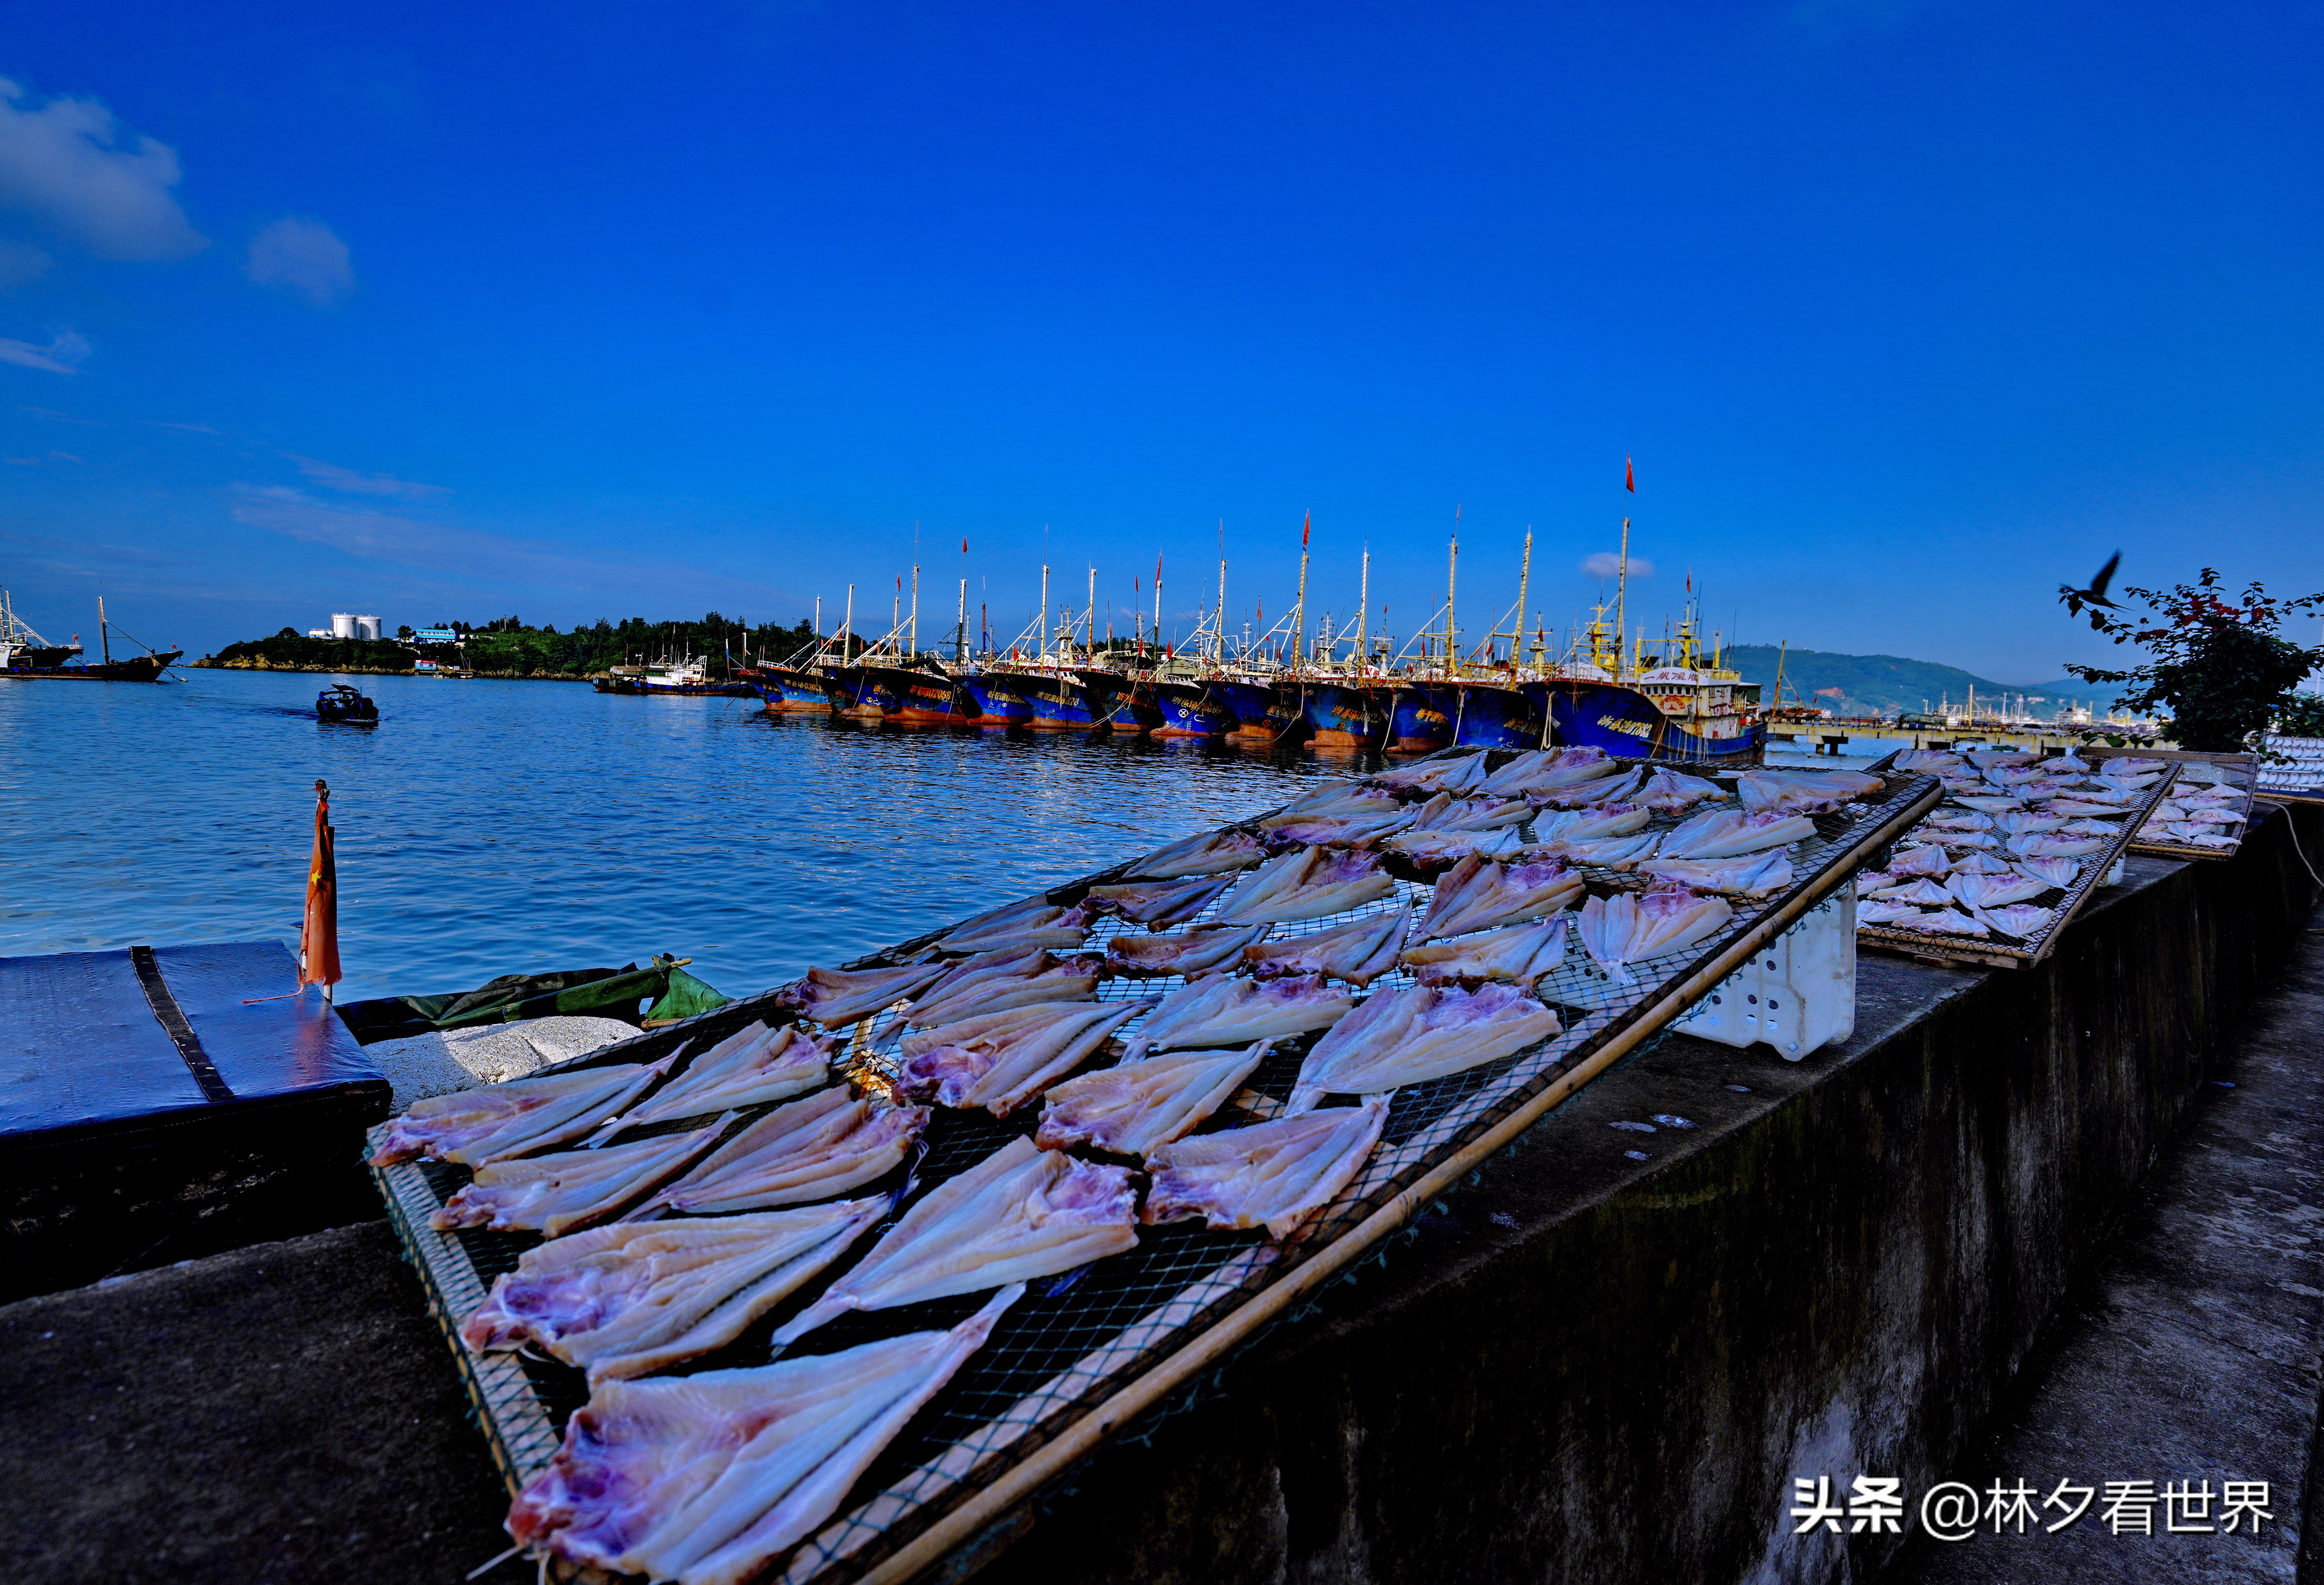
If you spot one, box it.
[1625,456,1635,493]
[1302,512,1310,547]
[298,779,341,996]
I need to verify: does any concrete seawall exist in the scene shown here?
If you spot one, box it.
[974,802,2324,1585]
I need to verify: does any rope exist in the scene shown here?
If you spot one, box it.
[2278,804,2324,891]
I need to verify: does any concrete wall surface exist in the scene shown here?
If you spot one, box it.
[972,803,2324,1585]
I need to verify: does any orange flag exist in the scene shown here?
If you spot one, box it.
[299,779,341,994]
[1625,456,1635,492]
[1302,511,1311,547]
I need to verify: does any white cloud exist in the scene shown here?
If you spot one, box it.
[0,78,204,260]
[246,217,354,307]
[0,330,90,374]
[1580,552,1654,580]
[289,453,446,499]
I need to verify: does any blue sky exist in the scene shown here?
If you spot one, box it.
[0,0,2318,680]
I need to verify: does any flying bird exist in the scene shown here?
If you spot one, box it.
[2060,552,2122,622]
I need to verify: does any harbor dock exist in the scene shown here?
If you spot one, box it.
[7,797,2318,1584]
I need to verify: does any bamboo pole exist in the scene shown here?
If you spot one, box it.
[846,771,1944,1585]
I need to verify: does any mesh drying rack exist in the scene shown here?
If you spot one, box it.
[372,750,1940,1585]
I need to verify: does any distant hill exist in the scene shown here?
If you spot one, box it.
[1722,645,2124,719]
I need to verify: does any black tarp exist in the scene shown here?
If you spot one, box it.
[331,954,730,1045]
[0,941,390,1301]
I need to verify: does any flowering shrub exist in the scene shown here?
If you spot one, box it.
[2062,569,2324,752]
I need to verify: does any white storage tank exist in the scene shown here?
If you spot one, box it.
[355,615,381,641]
[331,613,358,639]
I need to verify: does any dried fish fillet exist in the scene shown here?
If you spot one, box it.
[434,1116,731,1236]
[1240,904,1411,987]
[1528,766,1646,809]
[1976,903,2054,937]
[508,1286,1022,1585]
[1416,855,1584,940]
[1521,833,1660,868]
[2005,833,2108,859]
[1210,845,1397,926]
[462,1197,888,1381]
[371,1060,673,1167]
[1125,971,1357,1060]
[1371,751,1489,793]
[1407,792,1534,832]
[1654,807,1817,860]
[1574,888,1733,985]
[1128,828,1270,880]
[1086,873,1239,927]
[1633,768,1726,813]
[1483,747,1628,797]
[776,961,951,1028]
[1946,872,2047,909]
[1398,916,1567,989]
[1528,804,1653,842]
[1383,826,1524,867]
[1259,808,1421,848]
[771,1137,1137,1346]
[1734,767,1881,814]
[1105,924,1274,977]
[1035,1041,1273,1156]
[652,1087,929,1216]
[601,1024,831,1134]
[935,896,1097,954]
[1143,1097,1389,1238]
[1636,850,1795,896]
[895,949,1100,1032]
[1259,785,1406,829]
[898,999,1147,1115]
[1289,983,1560,1111]
[1887,844,1952,877]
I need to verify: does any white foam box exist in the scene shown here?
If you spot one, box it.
[1673,881,1857,1061]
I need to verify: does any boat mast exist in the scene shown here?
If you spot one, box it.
[1084,566,1095,659]
[1215,542,1227,667]
[910,560,919,659]
[1038,563,1050,663]
[1293,513,1311,677]
[1357,546,1370,676]
[1444,513,1459,678]
[844,584,854,661]
[1153,555,1162,656]
[1514,527,1532,672]
[1615,516,1630,682]
[956,577,967,664]
[99,596,110,665]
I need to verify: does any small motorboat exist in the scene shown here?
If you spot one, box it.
[315,683,379,723]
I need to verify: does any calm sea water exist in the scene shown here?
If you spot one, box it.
[0,670,1347,1003]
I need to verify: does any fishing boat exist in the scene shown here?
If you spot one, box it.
[753,663,833,713]
[1531,598,1764,765]
[954,665,1035,727]
[0,594,179,681]
[863,661,979,726]
[1150,676,1236,737]
[1388,683,1454,754]
[1209,673,1301,744]
[1439,677,1545,750]
[314,683,379,723]
[594,656,754,696]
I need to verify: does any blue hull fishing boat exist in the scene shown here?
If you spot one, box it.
[1440,680,1544,751]
[864,664,978,725]
[1535,679,1766,765]
[1389,685,1454,755]
[1151,679,1237,738]
[990,667,1112,730]
[820,664,902,719]
[1299,680,1390,749]
[757,665,831,713]
[1211,677,1304,744]
[956,669,1035,726]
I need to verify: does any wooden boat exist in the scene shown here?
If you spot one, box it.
[0,594,178,681]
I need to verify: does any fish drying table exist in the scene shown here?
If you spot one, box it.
[372,754,1941,1585]
[1850,750,2182,972]
[2095,746,2259,863]
[1,940,389,1301]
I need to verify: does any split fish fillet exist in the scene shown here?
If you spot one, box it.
[371,1057,676,1167]
[771,1137,1137,1347]
[1105,924,1274,977]
[2005,833,2107,859]
[1529,804,1653,843]
[1575,888,1734,985]
[1416,855,1584,941]
[1259,808,1420,848]
[1521,833,1659,868]
[1210,845,1397,926]
[1880,878,1955,906]
[1383,826,1524,867]
[1735,768,1882,814]
[462,1197,888,1381]
[1406,792,1533,832]
[1035,1041,1273,1156]
[1654,808,1817,861]
[1398,916,1567,989]
[600,1023,831,1135]
[652,1087,929,1216]
[897,999,1147,1115]
[1634,769,1726,813]
[507,1285,1022,1585]
[1128,828,1270,880]
[1529,766,1646,810]
[1259,784,1405,826]
[1923,809,1994,831]
[434,1116,732,1236]
[1636,850,1794,896]
[1479,746,1618,797]
[1975,903,2054,937]
[1086,873,1239,928]
[777,961,951,1029]
[1887,844,1952,877]
[1289,983,1561,1111]
[935,896,1098,954]
[1895,750,1964,772]
[1124,970,1357,1060]
[1991,811,2068,835]
[1859,899,1937,927]
[894,949,1099,1032]
[1946,853,2016,875]
[1143,1097,1389,1237]
[1946,872,2046,909]
[1371,751,1489,794]
[1240,904,1412,987]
